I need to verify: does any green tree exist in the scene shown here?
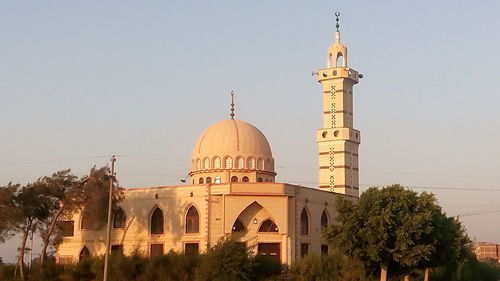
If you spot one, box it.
[6,182,53,280]
[38,166,121,265]
[323,184,445,281]
[195,236,253,281]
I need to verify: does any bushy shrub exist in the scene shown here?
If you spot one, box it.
[291,253,371,281]
[142,250,200,281]
[195,236,253,281]
[251,254,282,281]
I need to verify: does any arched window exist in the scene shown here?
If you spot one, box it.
[336,54,344,67]
[300,208,309,235]
[247,157,255,169]
[80,211,90,230]
[236,157,244,168]
[213,157,221,168]
[231,176,238,182]
[265,159,271,170]
[259,219,279,233]
[197,159,201,170]
[198,178,204,184]
[257,177,263,182]
[151,207,164,235]
[242,176,249,182]
[232,219,246,232]
[79,247,90,261]
[225,157,233,168]
[113,208,126,229]
[206,177,212,184]
[321,210,329,229]
[186,206,199,233]
[214,176,221,184]
[257,159,264,170]
[204,158,210,169]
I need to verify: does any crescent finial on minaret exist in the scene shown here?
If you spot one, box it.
[335,12,341,32]
[230,90,235,119]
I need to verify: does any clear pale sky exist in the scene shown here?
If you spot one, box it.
[1,1,499,263]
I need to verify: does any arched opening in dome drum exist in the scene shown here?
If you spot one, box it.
[242,176,249,182]
[198,178,204,184]
[231,176,238,182]
[206,177,212,184]
[257,177,263,182]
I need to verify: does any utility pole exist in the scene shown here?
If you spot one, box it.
[103,155,116,281]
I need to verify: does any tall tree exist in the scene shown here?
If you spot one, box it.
[38,166,122,264]
[9,182,52,280]
[323,184,445,281]
[0,183,19,243]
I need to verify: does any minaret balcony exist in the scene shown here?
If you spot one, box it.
[317,67,359,83]
[316,127,360,143]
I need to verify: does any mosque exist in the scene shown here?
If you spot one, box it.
[55,18,363,265]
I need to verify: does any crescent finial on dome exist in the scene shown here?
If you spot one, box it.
[230,90,235,119]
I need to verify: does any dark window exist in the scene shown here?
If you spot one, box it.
[321,245,329,255]
[257,177,263,182]
[198,178,204,184]
[242,176,249,182]
[114,208,126,228]
[111,245,123,255]
[151,207,164,234]
[186,206,199,233]
[185,243,199,255]
[300,244,309,257]
[231,176,238,182]
[58,221,74,237]
[300,209,309,235]
[259,219,279,233]
[79,247,90,261]
[321,210,329,229]
[206,177,212,184]
[150,244,164,258]
[232,219,246,232]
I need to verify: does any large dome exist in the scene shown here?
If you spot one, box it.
[193,119,272,158]
[189,119,276,184]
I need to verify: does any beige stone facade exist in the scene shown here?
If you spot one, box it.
[55,22,362,265]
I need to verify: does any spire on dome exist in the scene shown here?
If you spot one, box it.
[230,90,235,119]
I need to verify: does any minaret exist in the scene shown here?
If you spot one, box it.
[316,13,362,196]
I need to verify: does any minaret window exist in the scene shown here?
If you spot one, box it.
[214,176,221,184]
[185,206,199,234]
[206,177,212,184]
[225,157,233,168]
[198,178,204,184]
[242,176,249,182]
[151,207,164,235]
[231,176,238,182]
[336,54,344,67]
[257,177,263,182]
